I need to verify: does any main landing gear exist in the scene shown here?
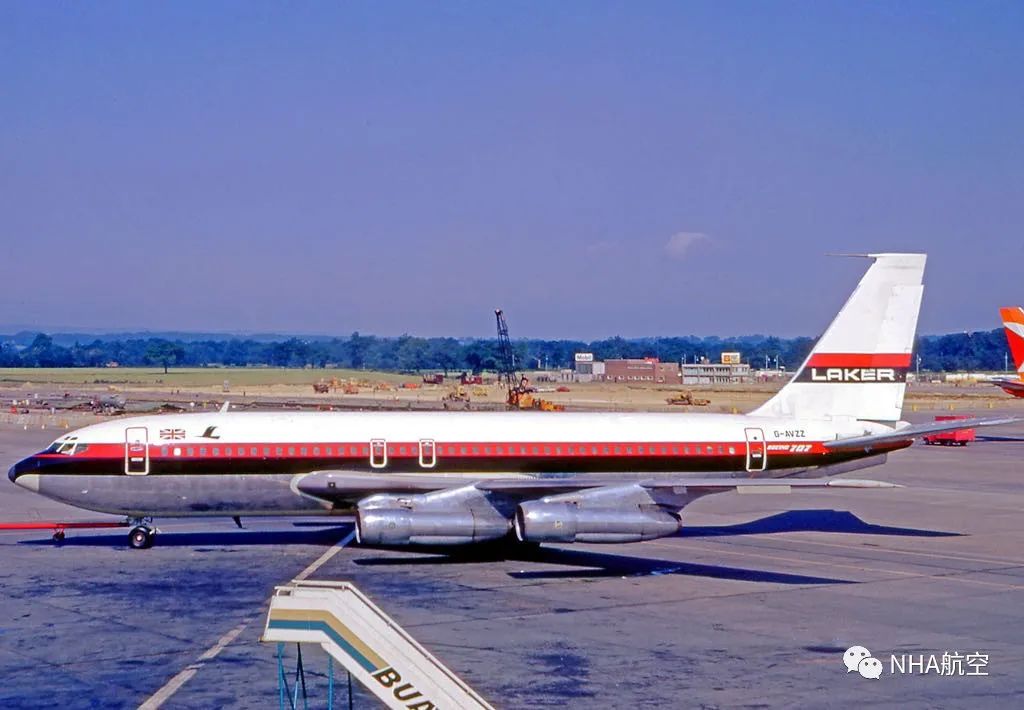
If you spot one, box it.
[128,518,156,549]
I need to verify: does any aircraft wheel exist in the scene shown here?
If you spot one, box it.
[52,530,65,543]
[129,526,154,550]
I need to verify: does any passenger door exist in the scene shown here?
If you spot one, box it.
[418,439,436,468]
[125,427,149,475]
[744,427,767,472]
[370,439,387,469]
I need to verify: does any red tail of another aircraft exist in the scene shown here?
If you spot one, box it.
[1000,307,1024,381]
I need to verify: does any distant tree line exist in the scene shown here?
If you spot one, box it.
[0,330,1013,374]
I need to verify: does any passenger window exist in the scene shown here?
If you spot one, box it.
[313,447,320,456]
[161,446,169,457]
[213,447,220,456]
[200,447,207,456]
[276,447,283,456]
[262,447,269,456]
[288,447,295,456]
[300,447,307,456]
[187,447,195,456]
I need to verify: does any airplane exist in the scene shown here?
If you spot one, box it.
[8,253,1011,550]
[988,307,1024,397]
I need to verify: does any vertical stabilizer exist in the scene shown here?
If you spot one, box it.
[751,253,926,423]
[999,307,1024,381]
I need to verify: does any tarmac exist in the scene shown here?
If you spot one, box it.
[2,410,1024,708]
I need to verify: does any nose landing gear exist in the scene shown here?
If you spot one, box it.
[128,518,156,549]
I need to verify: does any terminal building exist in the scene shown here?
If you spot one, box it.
[681,361,752,385]
[601,358,680,383]
[572,352,752,385]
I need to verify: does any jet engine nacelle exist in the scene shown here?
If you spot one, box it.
[355,492,511,545]
[514,501,681,544]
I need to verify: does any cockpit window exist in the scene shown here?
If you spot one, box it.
[46,437,79,455]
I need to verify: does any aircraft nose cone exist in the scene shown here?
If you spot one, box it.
[8,457,41,491]
[9,456,35,484]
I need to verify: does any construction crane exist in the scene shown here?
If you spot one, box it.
[495,309,562,410]
[495,309,526,406]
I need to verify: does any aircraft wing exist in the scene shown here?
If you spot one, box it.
[484,477,900,495]
[294,455,892,505]
[825,416,1018,451]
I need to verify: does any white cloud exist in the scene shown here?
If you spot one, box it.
[664,231,709,260]
[584,239,618,256]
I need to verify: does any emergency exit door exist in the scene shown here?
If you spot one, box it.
[125,427,149,475]
[744,428,766,472]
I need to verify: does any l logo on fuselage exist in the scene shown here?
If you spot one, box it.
[200,425,221,439]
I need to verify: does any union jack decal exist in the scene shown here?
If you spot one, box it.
[159,428,186,440]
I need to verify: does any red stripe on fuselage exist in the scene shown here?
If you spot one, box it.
[806,353,911,368]
[36,439,830,460]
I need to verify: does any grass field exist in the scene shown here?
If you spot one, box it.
[0,367,411,388]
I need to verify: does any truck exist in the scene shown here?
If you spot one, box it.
[923,415,976,446]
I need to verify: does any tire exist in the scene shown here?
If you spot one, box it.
[129,526,154,550]
[52,530,65,543]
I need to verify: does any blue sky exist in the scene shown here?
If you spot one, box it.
[2,2,1021,338]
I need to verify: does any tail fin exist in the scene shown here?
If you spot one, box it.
[751,253,926,423]
[999,307,1024,381]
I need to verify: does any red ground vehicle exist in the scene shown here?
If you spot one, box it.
[923,415,976,446]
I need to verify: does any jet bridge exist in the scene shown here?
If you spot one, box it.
[261,580,493,709]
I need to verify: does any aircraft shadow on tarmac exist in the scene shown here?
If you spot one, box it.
[681,509,961,538]
[975,435,1024,443]
[355,544,852,586]
[16,525,354,548]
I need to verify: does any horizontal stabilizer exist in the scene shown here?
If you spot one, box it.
[825,416,1018,451]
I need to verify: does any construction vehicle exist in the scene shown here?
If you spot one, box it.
[494,309,564,412]
[459,372,483,386]
[442,385,471,410]
[312,381,330,394]
[666,391,710,406]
